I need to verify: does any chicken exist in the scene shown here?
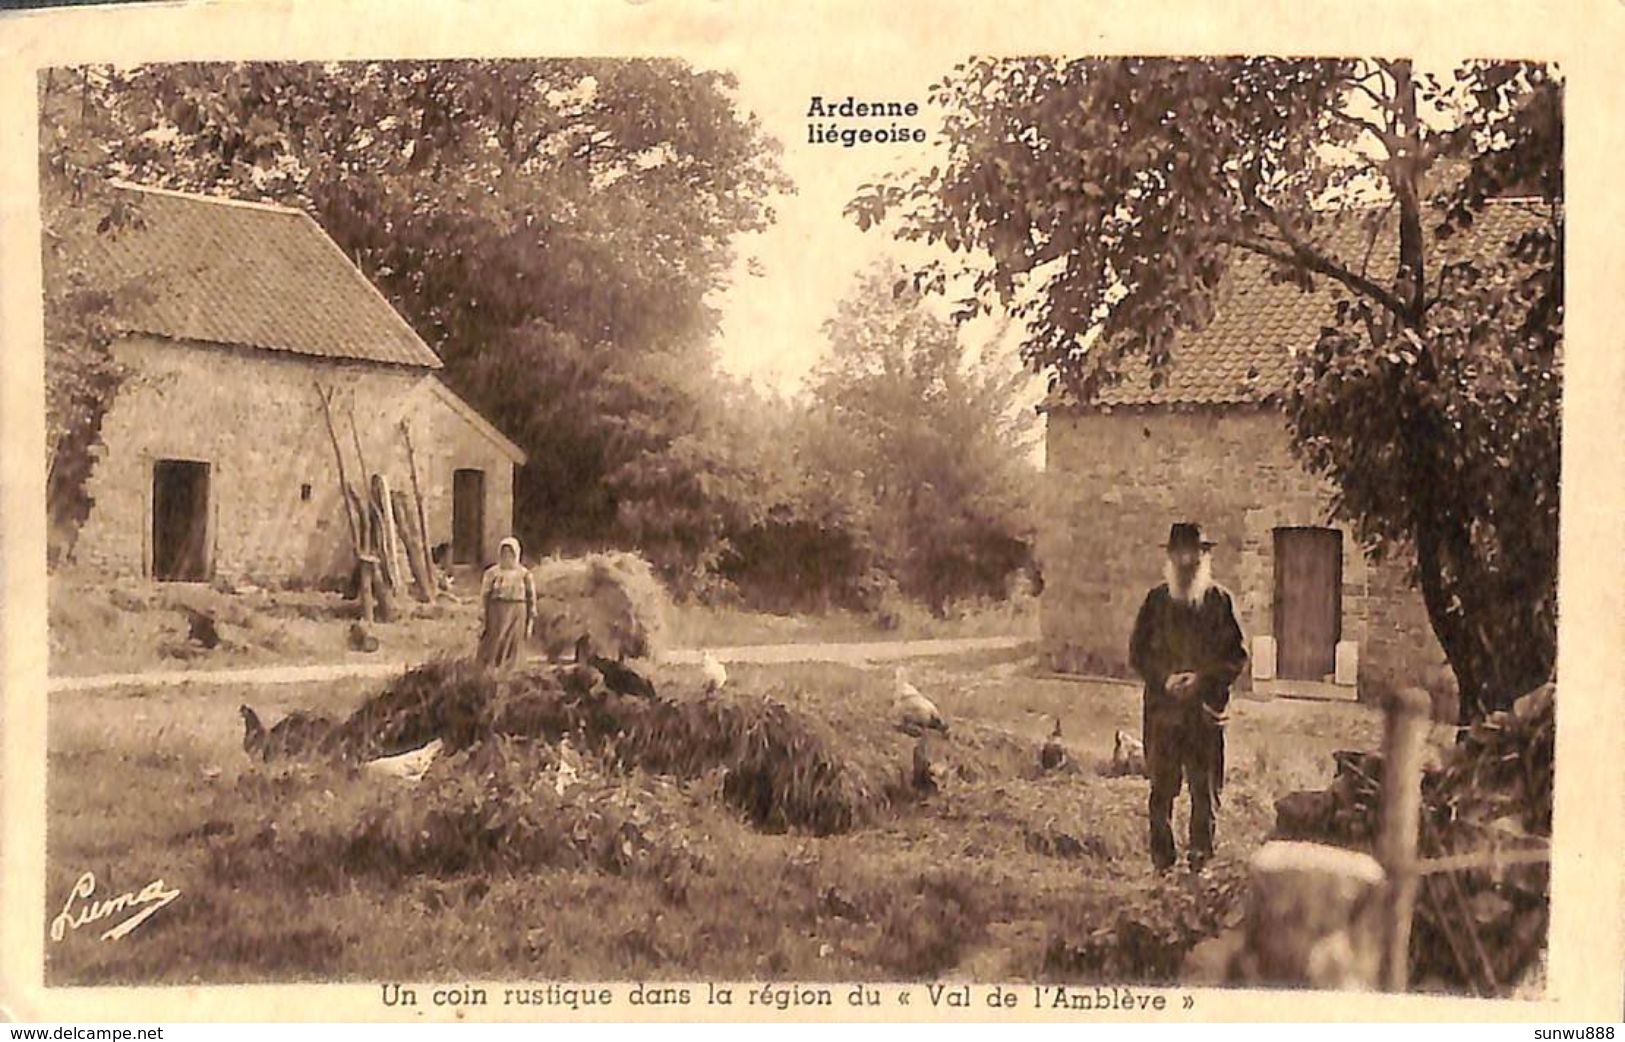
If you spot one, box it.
[240,705,266,759]
[186,607,221,649]
[362,739,442,784]
[554,737,580,797]
[911,734,948,793]
[348,621,380,653]
[700,652,728,694]
[560,660,602,699]
[893,666,948,736]
[1040,717,1067,771]
[1112,729,1147,777]
[240,704,337,763]
[590,654,659,700]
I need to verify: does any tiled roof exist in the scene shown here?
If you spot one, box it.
[83,182,442,369]
[1046,199,1549,410]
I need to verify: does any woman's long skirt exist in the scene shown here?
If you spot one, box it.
[477,599,526,669]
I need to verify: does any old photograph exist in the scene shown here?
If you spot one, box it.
[4,6,1609,1021]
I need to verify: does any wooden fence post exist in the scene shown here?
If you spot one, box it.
[1226,840,1386,989]
[1378,686,1434,992]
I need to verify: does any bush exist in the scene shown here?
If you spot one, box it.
[1042,859,1250,983]
[871,870,990,978]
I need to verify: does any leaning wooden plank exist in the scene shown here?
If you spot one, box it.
[392,490,433,602]
[367,500,397,623]
[373,473,408,594]
[399,421,441,597]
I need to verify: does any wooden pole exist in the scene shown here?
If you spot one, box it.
[315,382,373,625]
[347,402,394,622]
[399,421,440,598]
[392,491,434,602]
[314,382,360,554]
[346,399,372,492]
[372,473,406,594]
[1378,686,1433,992]
[1228,840,1386,989]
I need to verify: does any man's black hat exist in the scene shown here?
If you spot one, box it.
[1167,522,1216,551]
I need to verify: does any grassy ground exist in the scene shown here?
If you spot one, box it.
[45,650,1382,986]
[46,570,481,677]
[664,599,1039,650]
[47,571,1037,677]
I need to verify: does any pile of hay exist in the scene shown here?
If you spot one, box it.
[308,659,891,836]
[1269,682,1555,995]
[212,736,710,897]
[530,551,671,662]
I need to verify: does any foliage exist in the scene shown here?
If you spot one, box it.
[1043,858,1250,983]
[38,75,151,560]
[1268,682,1553,995]
[850,58,1562,719]
[801,261,1041,614]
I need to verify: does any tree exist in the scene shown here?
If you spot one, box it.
[40,61,790,578]
[802,262,1040,615]
[39,70,154,560]
[850,58,1561,721]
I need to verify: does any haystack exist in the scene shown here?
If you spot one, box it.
[283,658,891,836]
[530,551,670,662]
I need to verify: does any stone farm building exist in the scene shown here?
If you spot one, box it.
[1038,200,1545,699]
[71,183,526,585]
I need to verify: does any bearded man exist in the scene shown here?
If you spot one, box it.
[1129,522,1248,873]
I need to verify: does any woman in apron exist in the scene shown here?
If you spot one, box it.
[477,536,534,669]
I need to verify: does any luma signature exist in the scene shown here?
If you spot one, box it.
[50,871,180,942]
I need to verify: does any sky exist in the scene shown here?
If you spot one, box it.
[703,41,1034,403]
[704,50,1474,411]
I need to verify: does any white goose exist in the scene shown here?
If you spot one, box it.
[362,739,443,785]
[893,666,949,736]
[700,651,728,694]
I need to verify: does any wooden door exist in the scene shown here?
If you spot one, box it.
[452,468,485,566]
[152,459,211,582]
[1273,526,1342,680]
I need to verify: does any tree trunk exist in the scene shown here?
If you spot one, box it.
[368,502,397,623]
[358,556,377,624]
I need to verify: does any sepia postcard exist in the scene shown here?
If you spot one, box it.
[1,0,1622,1026]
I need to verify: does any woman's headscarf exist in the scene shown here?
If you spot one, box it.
[498,536,522,566]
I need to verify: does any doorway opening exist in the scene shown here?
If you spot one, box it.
[1272,526,1342,681]
[152,459,211,582]
[452,468,486,566]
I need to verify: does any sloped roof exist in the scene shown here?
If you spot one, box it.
[404,375,529,465]
[1045,198,1549,411]
[83,182,442,369]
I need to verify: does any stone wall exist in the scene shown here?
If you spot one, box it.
[74,336,517,584]
[1037,406,1442,696]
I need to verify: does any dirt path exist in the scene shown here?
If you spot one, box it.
[47,635,1034,692]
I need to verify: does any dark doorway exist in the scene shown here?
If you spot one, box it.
[452,468,485,565]
[152,459,211,582]
[1273,526,1343,681]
